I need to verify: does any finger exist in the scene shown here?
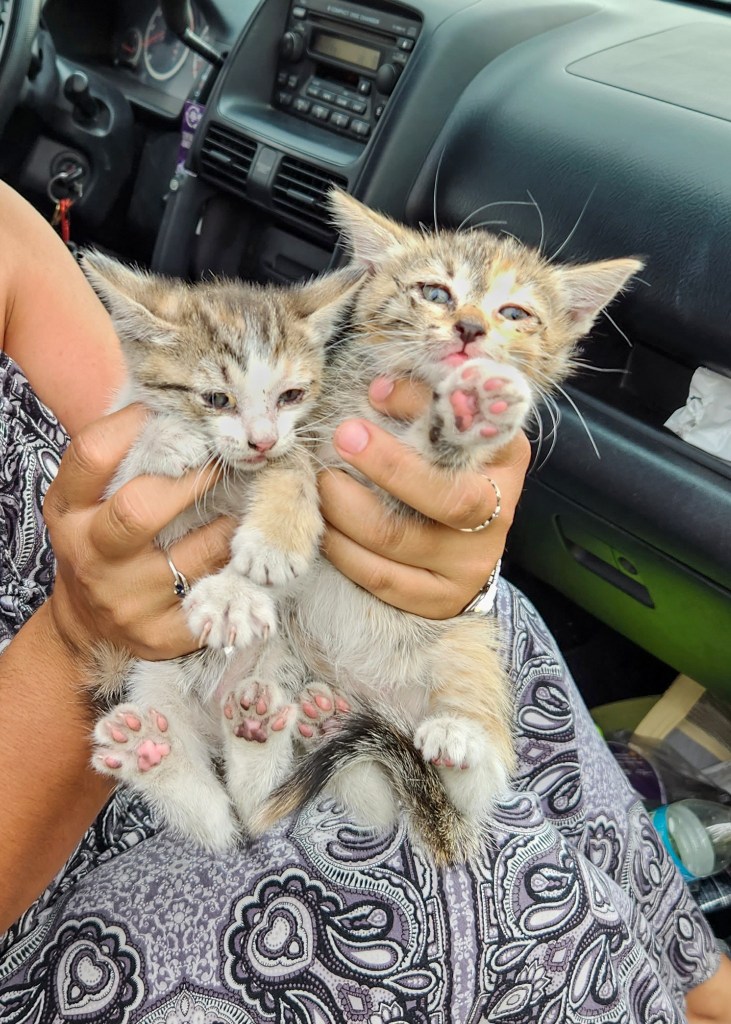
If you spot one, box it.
[134,606,203,661]
[319,468,495,580]
[162,516,237,587]
[45,405,149,518]
[333,419,500,530]
[90,463,223,559]
[368,377,430,420]
[322,524,463,618]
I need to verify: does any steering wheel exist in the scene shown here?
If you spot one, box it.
[0,0,43,137]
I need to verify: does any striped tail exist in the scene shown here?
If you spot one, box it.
[250,708,480,865]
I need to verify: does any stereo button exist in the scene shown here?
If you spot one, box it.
[277,71,288,86]
[276,91,293,107]
[398,38,414,51]
[311,104,330,121]
[287,74,299,89]
[330,112,350,129]
[358,80,372,95]
[292,6,306,17]
[293,97,311,114]
[321,90,336,104]
[348,99,367,114]
[350,119,370,138]
[335,95,350,109]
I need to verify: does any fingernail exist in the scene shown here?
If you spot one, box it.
[369,377,394,402]
[334,420,369,454]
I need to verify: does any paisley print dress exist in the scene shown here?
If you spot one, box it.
[0,351,719,1023]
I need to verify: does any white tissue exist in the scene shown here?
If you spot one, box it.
[665,366,731,463]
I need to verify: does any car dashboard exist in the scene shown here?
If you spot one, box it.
[17,0,731,702]
[43,0,221,117]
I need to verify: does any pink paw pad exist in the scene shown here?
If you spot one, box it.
[450,389,479,432]
[225,684,290,744]
[94,706,171,777]
[136,738,171,772]
[297,690,349,740]
[430,755,469,770]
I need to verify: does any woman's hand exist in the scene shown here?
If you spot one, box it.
[319,378,531,618]
[44,404,236,662]
[686,955,731,1024]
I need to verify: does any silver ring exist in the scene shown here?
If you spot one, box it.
[458,477,502,532]
[165,553,191,599]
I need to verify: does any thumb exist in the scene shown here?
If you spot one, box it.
[368,377,430,420]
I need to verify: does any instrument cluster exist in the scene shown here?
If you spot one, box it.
[110,1,210,106]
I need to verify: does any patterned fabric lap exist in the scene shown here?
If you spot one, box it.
[0,352,718,1022]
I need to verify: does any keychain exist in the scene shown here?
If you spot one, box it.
[50,197,73,244]
[47,167,84,247]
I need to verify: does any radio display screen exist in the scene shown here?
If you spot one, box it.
[311,30,380,71]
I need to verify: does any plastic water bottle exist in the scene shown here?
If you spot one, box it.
[652,799,731,882]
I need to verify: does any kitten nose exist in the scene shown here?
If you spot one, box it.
[249,438,276,452]
[455,316,486,343]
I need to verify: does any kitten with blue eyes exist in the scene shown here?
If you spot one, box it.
[242,191,643,863]
[83,252,361,849]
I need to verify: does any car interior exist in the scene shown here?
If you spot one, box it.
[1,0,730,930]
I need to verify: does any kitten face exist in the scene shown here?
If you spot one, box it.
[82,254,360,470]
[330,191,642,397]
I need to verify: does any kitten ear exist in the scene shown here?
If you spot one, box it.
[80,250,177,347]
[557,257,644,336]
[328,189,409,271]
[295,266,364,342]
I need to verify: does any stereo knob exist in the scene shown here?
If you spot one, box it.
[375,62,402,96]
[280,30,305,62]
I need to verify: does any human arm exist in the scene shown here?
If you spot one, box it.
[686,955,731,1024]
[319,377,531,618]
[0,405,235,933]
[0,180,124,432]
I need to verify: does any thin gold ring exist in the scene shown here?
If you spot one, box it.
[458,477,502,532]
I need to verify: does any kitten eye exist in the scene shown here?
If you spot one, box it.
[202,392,235,410]
[278,388,306,407]
[499,304,533,321]
[421,283,452,305]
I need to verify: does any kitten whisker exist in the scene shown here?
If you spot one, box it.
[529,404,545,470]
[526,190,545,254]
[535,396,561,471]
[456,199,534,235]
[432,146,447,236]
[462,219,508,231]
[571,360,626,375]
[549,184,597,263]
[192,456,220,521]
[553,382,601,459]
[601,309,633,348]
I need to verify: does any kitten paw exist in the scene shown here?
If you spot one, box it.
[413,715,482,769]
[223,679,292,743]
[434,359,531,453]
[296,685,350,745]
[93,703,171,779]
[414,715,511,820]
[232,529,312,588]
[184,572,277,650]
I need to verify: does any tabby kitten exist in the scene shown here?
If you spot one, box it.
[83,252,360,850]
[242,191,643,863]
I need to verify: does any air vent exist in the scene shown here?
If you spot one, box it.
[198,125,257,199]
[272,157,347,234]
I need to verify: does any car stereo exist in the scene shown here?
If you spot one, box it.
[273,0,421,142]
